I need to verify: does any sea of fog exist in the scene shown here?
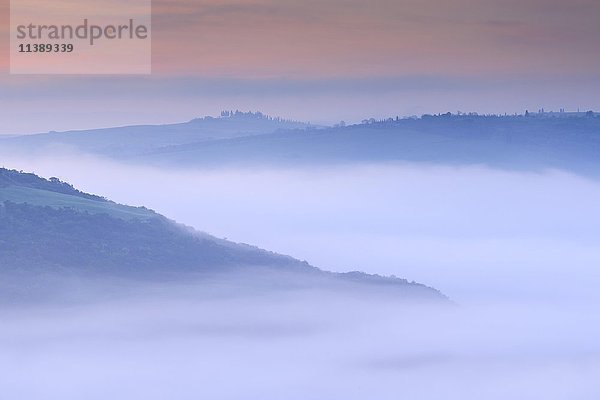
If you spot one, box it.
[1,284,600,400]
[2,155,600,399]
[6,155,600,304]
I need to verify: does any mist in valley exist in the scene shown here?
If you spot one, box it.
[2,154,600,398]
[6,154,600,303]
[1,278,599,399]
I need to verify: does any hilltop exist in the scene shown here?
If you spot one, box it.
[3,111,600,176]
[1,111,314,157]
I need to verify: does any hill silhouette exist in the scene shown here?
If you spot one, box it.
[0,168,446,302]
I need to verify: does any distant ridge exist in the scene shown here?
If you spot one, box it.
[2,111,600,176]
[0,111,314,158]
[134,112,600,176]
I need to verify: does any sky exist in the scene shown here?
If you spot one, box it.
[1,0,600,133]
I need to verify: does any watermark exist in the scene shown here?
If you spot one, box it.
[10,0,151,74]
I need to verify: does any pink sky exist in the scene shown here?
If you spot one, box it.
[1,0,599,132]
[128,0,600,77]
[2,0,599,77]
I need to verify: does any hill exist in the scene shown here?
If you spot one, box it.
[136,113,600,175]
[0,168,446,302]
[1,111,313,158]
[3,112,600,176]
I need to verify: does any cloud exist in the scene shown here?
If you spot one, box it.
[1,280,599,399]
[2,150,600,398]
[3,154,600,304]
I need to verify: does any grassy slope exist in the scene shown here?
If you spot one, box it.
[0,168,447,301]
[0,186,155,221]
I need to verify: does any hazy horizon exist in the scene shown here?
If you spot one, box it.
[2,0,600,133]
[1,104,597,136]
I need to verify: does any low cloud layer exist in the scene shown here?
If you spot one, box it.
[1,283,599,399]
[3,155,600,304]
[2,155,600,398]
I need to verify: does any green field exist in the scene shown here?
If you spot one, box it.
[0,185,156,221]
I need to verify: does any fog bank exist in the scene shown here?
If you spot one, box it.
[1,282,599,400]
[3,155,600,304]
